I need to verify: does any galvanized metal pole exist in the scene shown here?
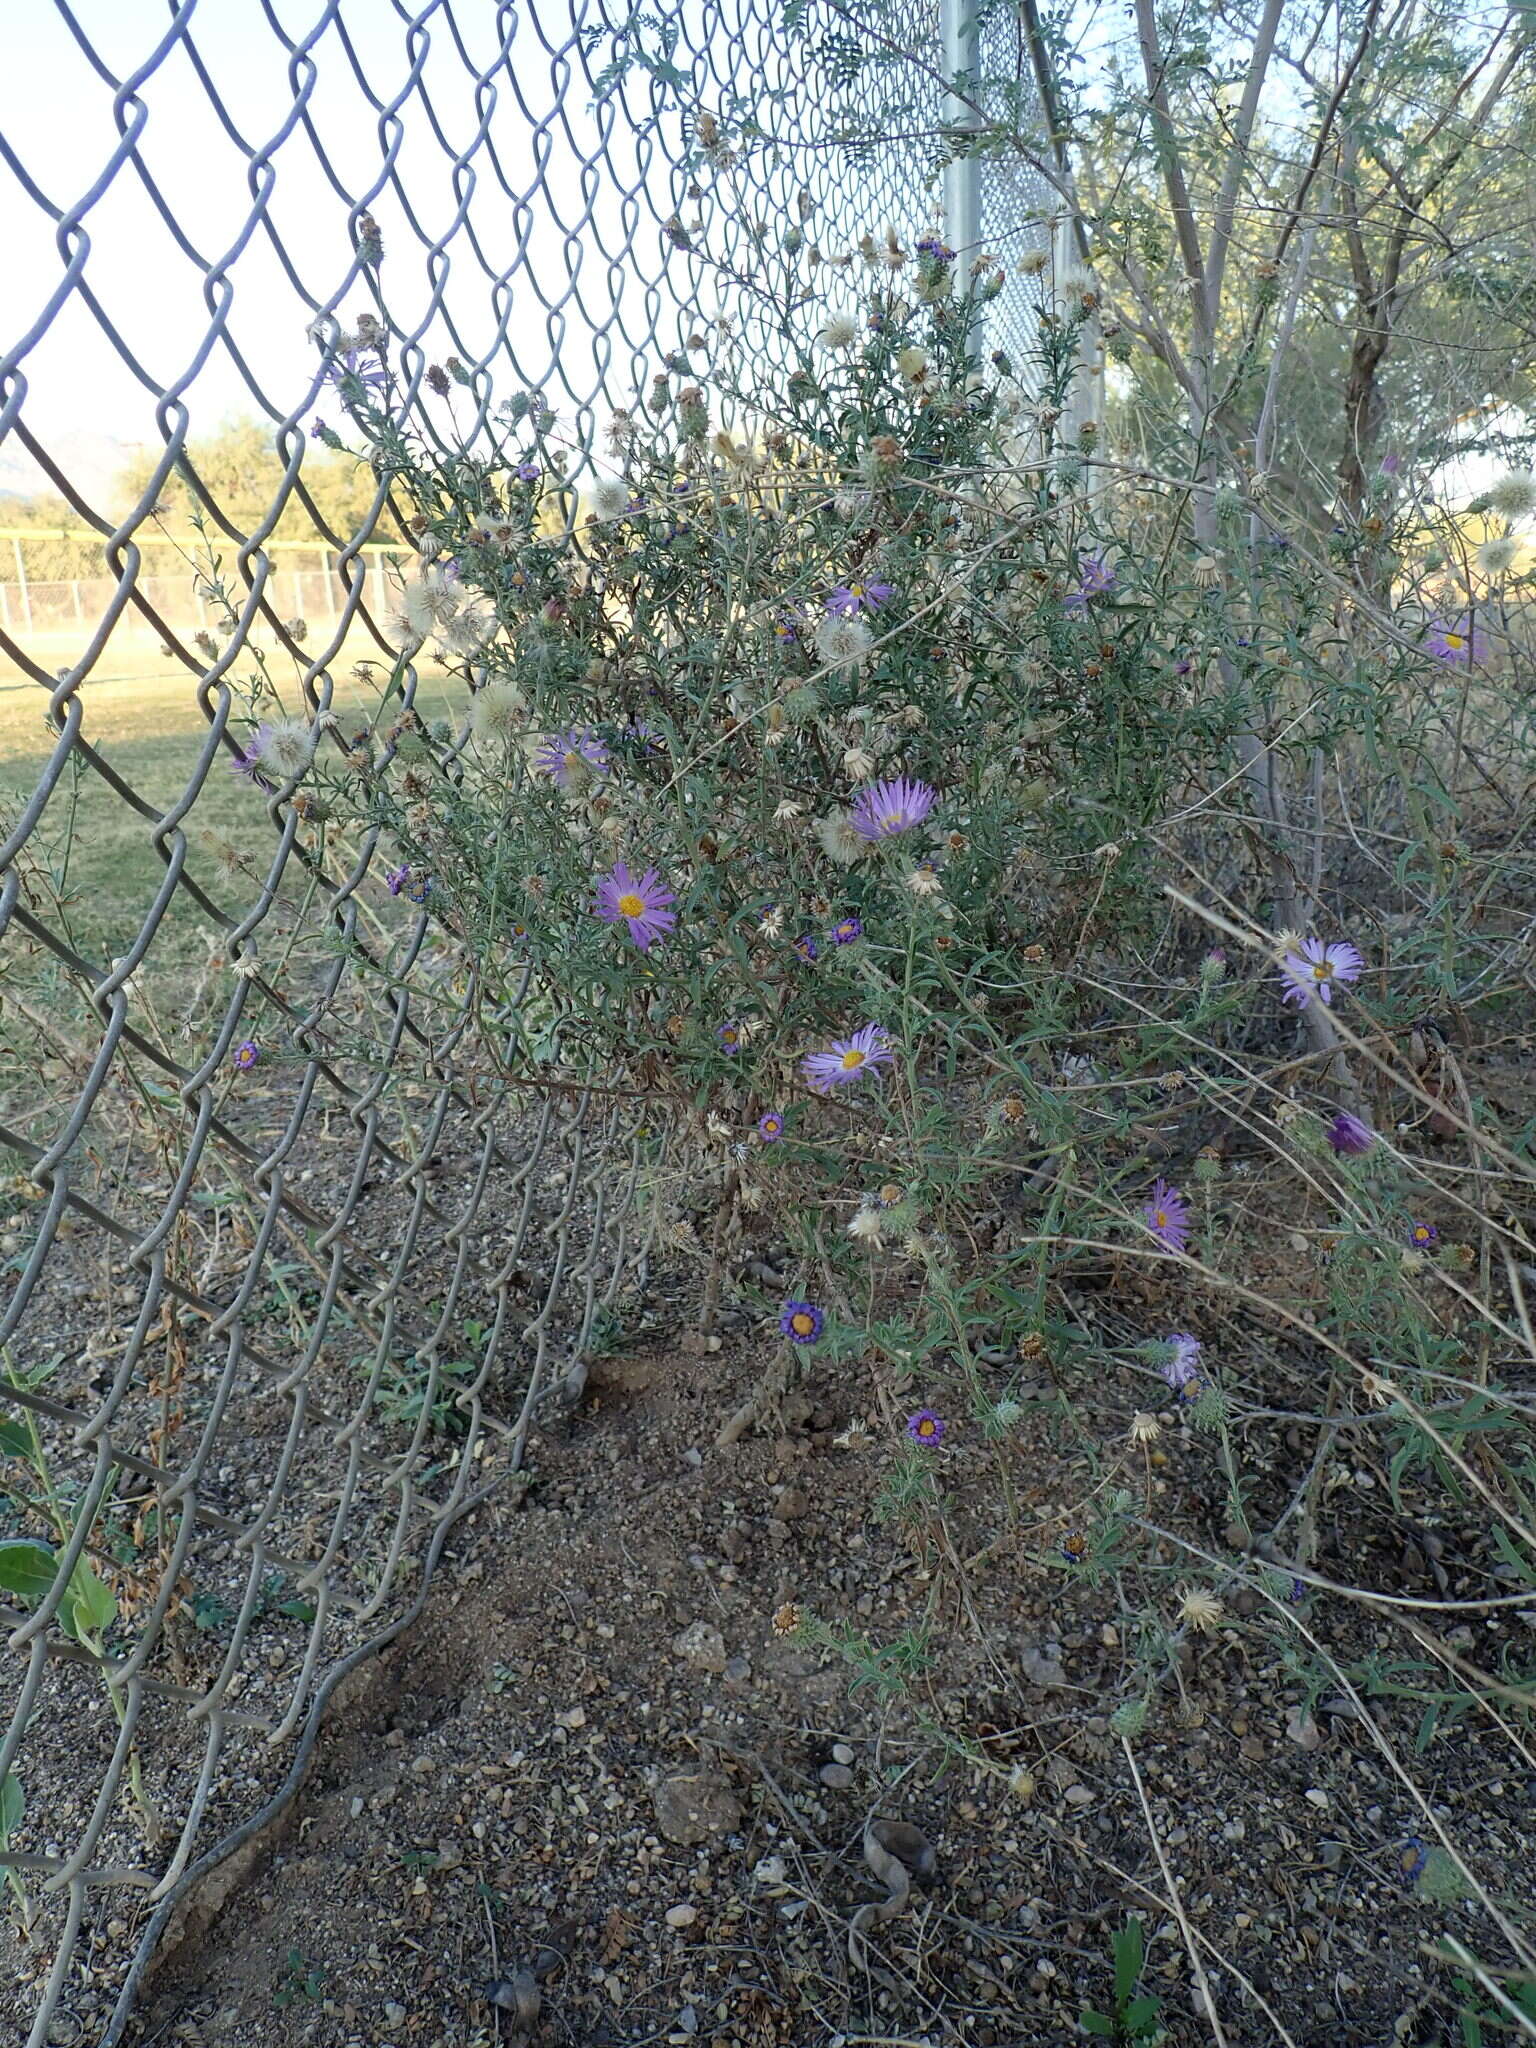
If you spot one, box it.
[941,0,981,325]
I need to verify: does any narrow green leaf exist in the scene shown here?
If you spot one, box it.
[63,1557,118,1644]
[0,1772,22,1840]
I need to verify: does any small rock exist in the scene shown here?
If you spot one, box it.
[672,1622,728,1674]
[1020,1645,1068,1689]
[383,2003,407,2025]
[772,1487,810,1522]
[1285,1706,1322,1751]
[1064,1784,1094,1808]
[819,1763,854,1790]
[1304,1787,1330,1811]
[654,1769,741,1846]
[665,1904,699,1929]
[831,1742,854,1766]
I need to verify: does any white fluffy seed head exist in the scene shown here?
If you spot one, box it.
[1476,533,1519,576]
[814,809,866,865]
[813,613,873,672]
[1488,469,1536,519]
[470,679,525,740]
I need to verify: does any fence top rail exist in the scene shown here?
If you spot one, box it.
[0,530,403,553]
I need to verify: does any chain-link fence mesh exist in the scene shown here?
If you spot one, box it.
[0,4,1050,2039]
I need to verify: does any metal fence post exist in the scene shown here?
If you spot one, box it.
[941,0,981,320]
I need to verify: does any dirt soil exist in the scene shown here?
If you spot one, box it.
[109,1319,1526,2048]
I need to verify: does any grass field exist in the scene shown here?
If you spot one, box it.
[0,641,460,984]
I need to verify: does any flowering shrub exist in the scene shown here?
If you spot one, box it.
[250,238,1536,1772]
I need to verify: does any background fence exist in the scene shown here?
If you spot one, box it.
[0,1,1055,2039]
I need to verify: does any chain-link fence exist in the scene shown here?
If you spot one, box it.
[0,4,1053,2039]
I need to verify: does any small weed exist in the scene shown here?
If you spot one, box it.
[272,1949,326,2008]
[1079,1918,1165,2044]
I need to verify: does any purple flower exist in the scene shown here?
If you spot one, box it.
[534,728,610,789]
[1065,550,1115,612]
[1397,1838,1428,1884]
[1379,452,1401,477]
[1425,615,1485,664]
[232,1040,260,1072]
[1280,935,1363,1009]
[801,1022,893,1093]
[386,865,431,904]
[1059,1529,1089,1563]
[309,416,328,440]
[594,863,677,951]
[825,580,894,617]
[916,236,954,263]
[1327,1111,1374,1156]
[1143,1179,1190,1254]
[850,776,936,842]
[230,724,274,784]
[515,461,541,482]
[780,1301,824,1345]
[1408,1220,1438,1249]
[774,616,799,645]
[717,1022,744,1055]
[831,915,863,945]
[757,1111,785,1143]
[323,347,387,398]
[793,933,819,963]
[1161,1333,1201,1392]
[906,1409,945,1445]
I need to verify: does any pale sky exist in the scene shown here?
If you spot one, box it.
[1,0,704,476]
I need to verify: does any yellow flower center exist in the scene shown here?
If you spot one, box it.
[791,1312,815,1335]
[616,891,646,918]
[916,1418,936,1436]
[882,811,903,828]
[840,1047,867,1070]
[1312,961,1329,979]
[849,583,864,599]
[1444,632,1465,651]
[1153,1209,1168,1229]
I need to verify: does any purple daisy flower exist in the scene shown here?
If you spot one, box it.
[915,236,954,263]
[825,580,895,617]
[1398,1838,1428,1884]
[323,347,387,398]
[535,727,610,789]
[232,1039,260,1072]
[1064,550,1115,612]
[385,864,411,896]
[779,1301,824,1345]
[403,871,431,905]
[850,776,936,843]
[757,1111,785,1143]
[774,616,800,645]
[1059,1529,1089,1564]
[906,1409,945,1445]
[717,1022,744,1055]
[515,461,541,482]
[1327,1111,1374,1156]
[230,724,274,784]
[1425,616,1485,664]
[831,915,863,945]
[1280,936,1364,1009]
[594,863,677,952]
[793,933,819,962]
[801,1022,893,1093]
[1408,1220,1439,1249]
[1161,1333,1201,1391]
[1143,1179,1190,1254]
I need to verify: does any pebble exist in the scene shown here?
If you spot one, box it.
[665,1903,699,1929]
[831,1742,855,1766]
[653,1768,741,1846]
[383,2003,407,2025]
[819,1763,854,1790]
[1304,1787,1330,1810]
[672,1621,728,1674]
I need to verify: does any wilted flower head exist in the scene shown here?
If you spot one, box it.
[1177,1587,1225,1634]
[801,1021,893,1092]
[818,312,860,352]
[1279,935,1363,1009]
[1161,1332,1201,1390]
[1327,1110,1374,1156]
[850,776,936,842]
[1128,1411,1162,1444]
[594,863,676,951]
[1143,1179,1191,1253]
[847,1204,886,1246]
[905,860,944,898]
[814,613,874,671]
